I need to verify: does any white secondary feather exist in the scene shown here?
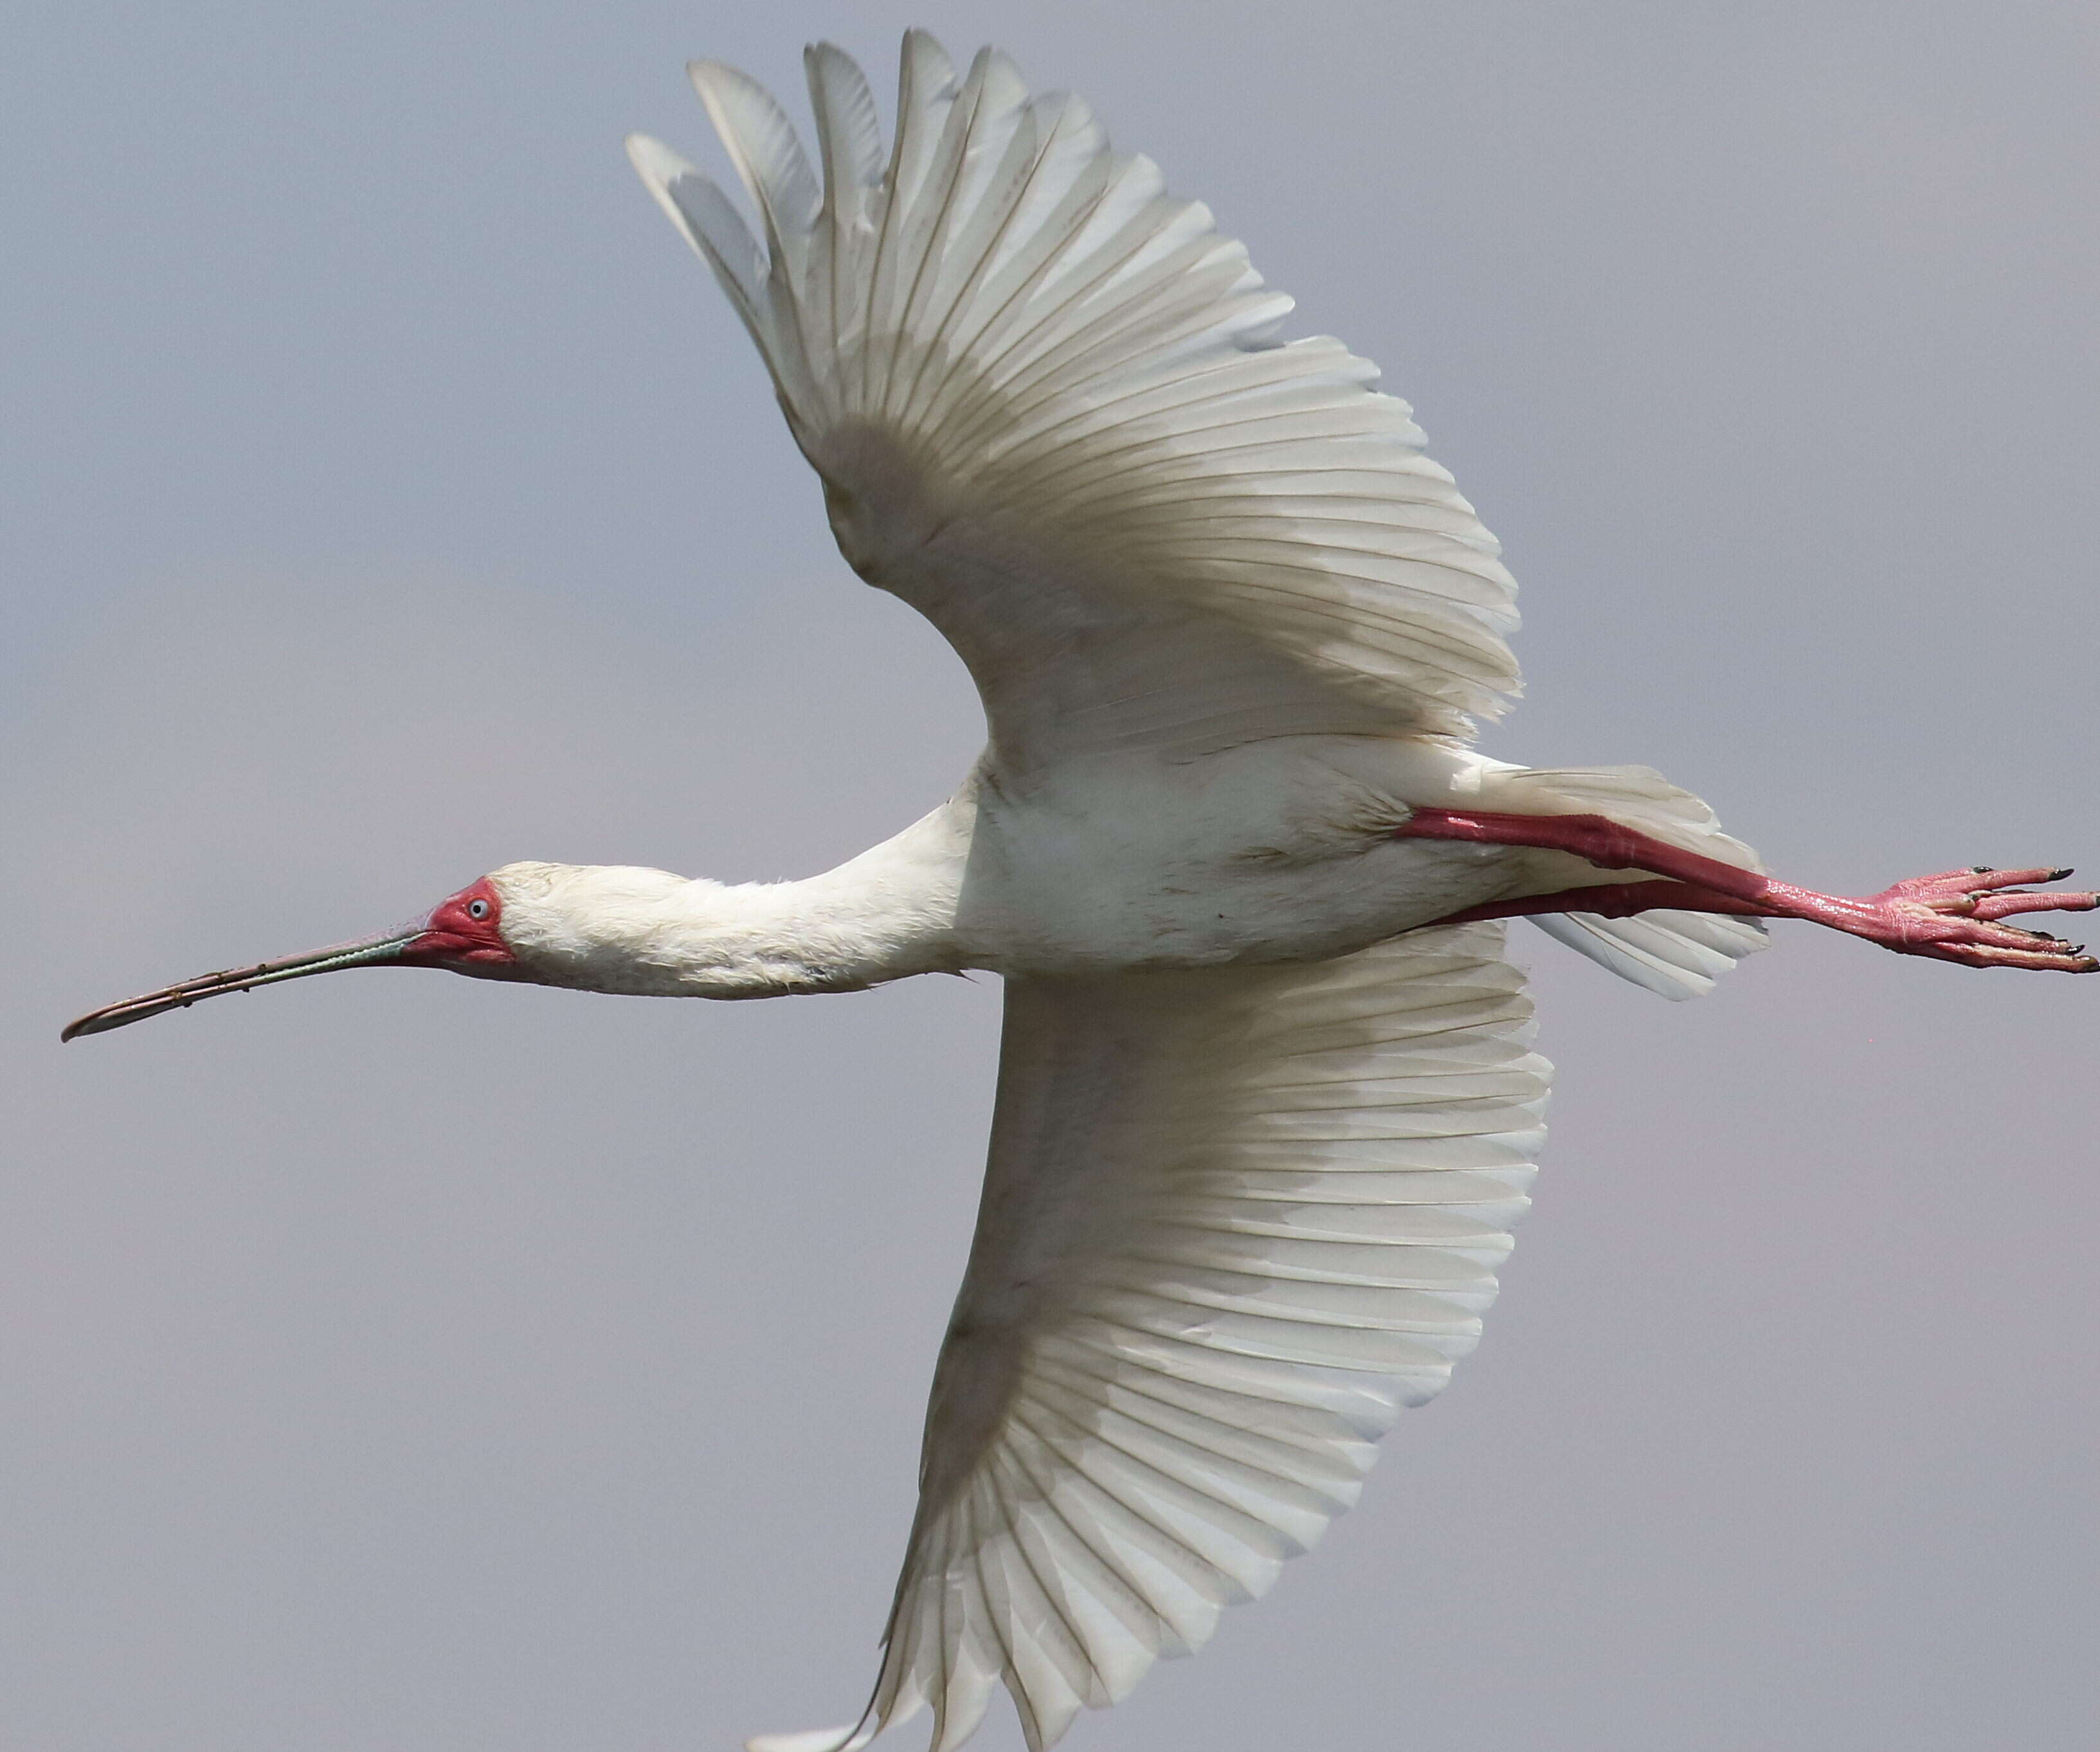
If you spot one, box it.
[759,922,1546,1752]
[628,31,1520,768]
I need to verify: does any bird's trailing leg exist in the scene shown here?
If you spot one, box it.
[1398,808,2099,972]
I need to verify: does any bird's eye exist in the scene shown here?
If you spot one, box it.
[467,898,491,920]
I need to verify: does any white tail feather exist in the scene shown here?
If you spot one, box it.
[1530,909,1768,1000]
[1501,762,1770,998]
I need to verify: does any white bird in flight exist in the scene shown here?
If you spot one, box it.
[67,32,2094,1752]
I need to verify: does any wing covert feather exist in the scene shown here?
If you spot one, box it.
[753,922,1550,1752]
[629,33,1523,765]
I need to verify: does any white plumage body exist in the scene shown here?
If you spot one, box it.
[495,738,1748,997]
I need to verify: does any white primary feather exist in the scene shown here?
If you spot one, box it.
[759,921,1546,1752]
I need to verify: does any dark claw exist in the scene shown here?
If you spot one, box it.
[2050,866,2075,881]
[1972,865,1994,874]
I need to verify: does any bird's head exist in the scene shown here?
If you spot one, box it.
[60,872,530,1041]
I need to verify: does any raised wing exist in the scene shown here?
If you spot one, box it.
[628,33,1521,767]
[754,922,1549,1752]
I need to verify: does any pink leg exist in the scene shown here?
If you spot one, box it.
[1399,808,2099,973]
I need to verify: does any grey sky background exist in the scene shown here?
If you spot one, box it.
[6,3,2098,1749]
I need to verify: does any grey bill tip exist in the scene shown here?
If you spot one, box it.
[61,930,421,1041]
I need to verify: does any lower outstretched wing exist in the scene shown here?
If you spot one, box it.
[757,922,1550,1752]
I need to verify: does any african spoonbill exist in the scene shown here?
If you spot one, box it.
[65,32,2094,1752]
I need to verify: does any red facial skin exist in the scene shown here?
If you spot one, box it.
[400,876,519,971]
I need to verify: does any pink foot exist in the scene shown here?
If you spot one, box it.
[1768,865,2099,972]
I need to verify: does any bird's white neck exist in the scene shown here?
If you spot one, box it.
[487,803,970,1000]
